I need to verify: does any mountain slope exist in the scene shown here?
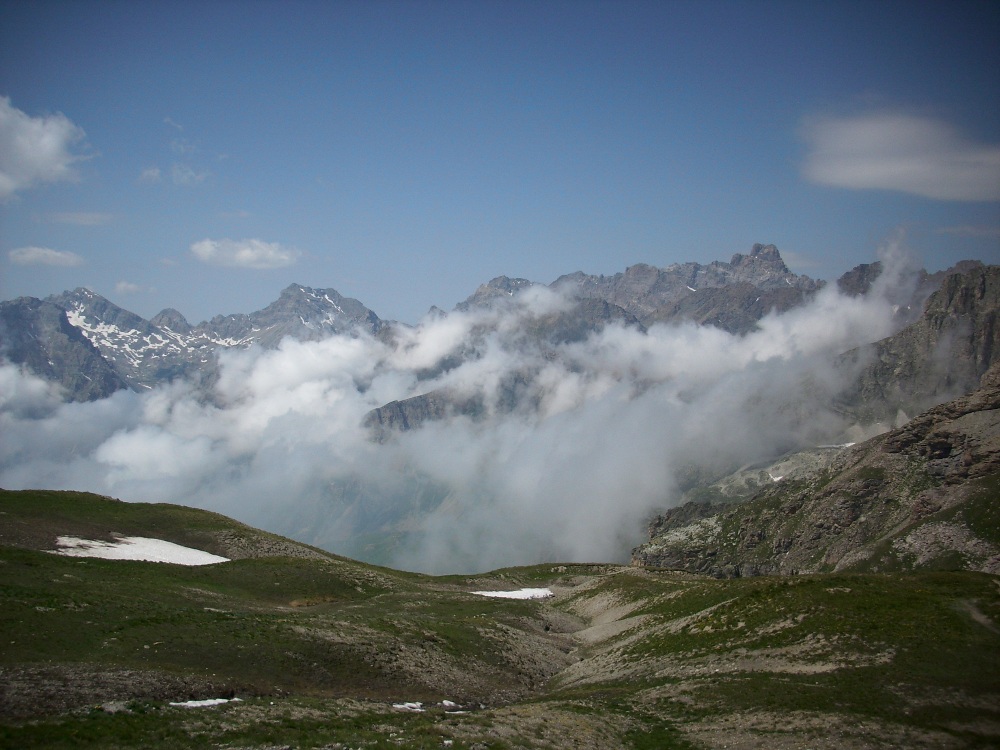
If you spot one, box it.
[836,264,1000,424]
[2,489,998,749]
[632,361,1000,577]
[0,297,128,401]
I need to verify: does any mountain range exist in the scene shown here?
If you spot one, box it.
[3,245,819,402]
[1,244,998,575]
[0,242,975,416]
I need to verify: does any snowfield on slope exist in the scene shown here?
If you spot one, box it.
[50,535,229,565]
[471,588,554,599]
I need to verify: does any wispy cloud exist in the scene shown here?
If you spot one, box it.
[170,138,196,156]
[0,96,88,201]
[48,211,114,226]
[190,238,300,269]
[8,246,85,267]
[801,112,1000,201]
[171,163,210,186]
[138,166,162,183]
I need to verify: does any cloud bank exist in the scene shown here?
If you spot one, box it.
[190,238,300,269]
[0,96,88,201]
[802,112,1000,202]
[0,245,920,573]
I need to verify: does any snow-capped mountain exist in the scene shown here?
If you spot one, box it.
[27,284,385,396]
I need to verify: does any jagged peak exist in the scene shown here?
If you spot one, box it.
[280,282,312,296]
[729,243,789,272]
[482,275,535,291]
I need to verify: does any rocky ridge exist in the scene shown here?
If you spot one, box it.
[552,243,821,333]
[632,360,1000,577]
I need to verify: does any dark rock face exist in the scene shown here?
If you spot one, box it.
[364,389,486,440]
[0,297,128,401]
[837,261,883,297]
[632,362,1000,577]
[646,282,806,332]
[837,265,1000,424]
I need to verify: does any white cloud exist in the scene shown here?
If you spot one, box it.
[171,163,209,185]
[802,112,1000,201]
[8,246,84,267]
[115,280,143,295]
[49,211,113,226]
[0,96,88,201]
[138,166,162,183]
[190,238,300,269]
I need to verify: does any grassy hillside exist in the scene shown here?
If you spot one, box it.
[2,488,999,749]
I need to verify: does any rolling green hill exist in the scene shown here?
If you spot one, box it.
[2,488,998,749]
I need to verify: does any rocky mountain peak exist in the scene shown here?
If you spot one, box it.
[550,244,819,332]
[729,243,791,278]
[455,276,538,312]
[150,308,192,333]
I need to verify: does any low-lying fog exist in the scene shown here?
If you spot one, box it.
[1,243,921,573]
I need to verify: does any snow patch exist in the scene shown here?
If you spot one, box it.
[51,536,229,565]
[169,698,242,708]
[471,588,554,600]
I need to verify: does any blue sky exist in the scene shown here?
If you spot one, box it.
[2,0,998,325]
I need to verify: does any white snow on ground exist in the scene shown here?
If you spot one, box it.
[471,588,554,600]
[393,700,468,714]
[169,698,242,708]
[51,536,229,565]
